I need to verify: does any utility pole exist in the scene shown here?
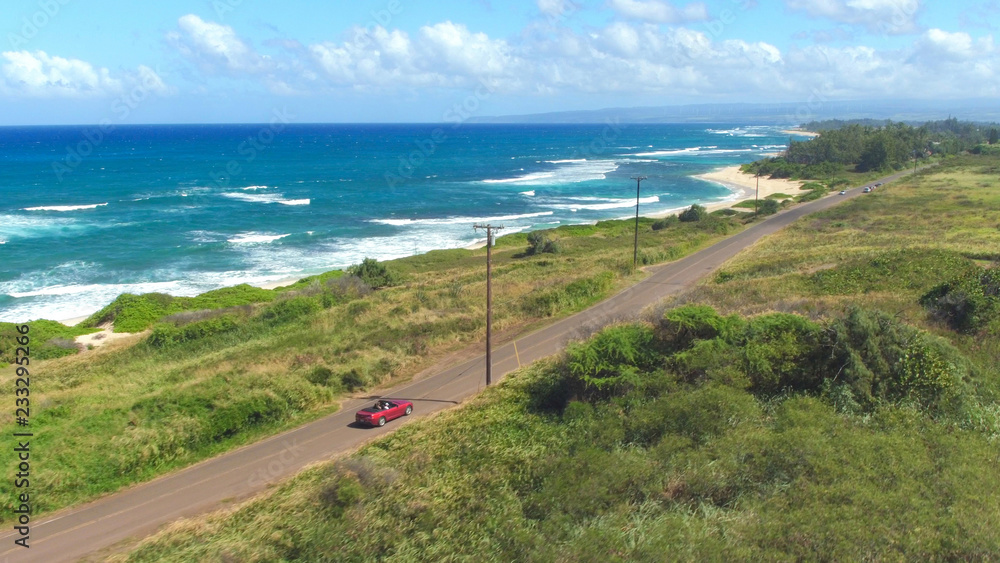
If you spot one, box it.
[473,223,504,386]
[754,168,760,217]
[630,176,647,269]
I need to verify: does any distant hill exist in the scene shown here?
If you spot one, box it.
[469,98,1000,125]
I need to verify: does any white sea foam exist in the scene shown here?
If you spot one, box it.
[635,147,754,157]
[482,160,618,186]
[548,195,660,211]
[223,192,309,206]
[23,203,108,212]
[241,185,271,190]
[222,192,283,204]
[520,190,536,196]
[227,232,291,244]
[545,159,587,164]
[370,211,554,227]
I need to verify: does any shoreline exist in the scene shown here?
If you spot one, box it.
[55,166,802,326]
[781,128,820,138]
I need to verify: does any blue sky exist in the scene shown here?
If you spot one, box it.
[1,0,997,124]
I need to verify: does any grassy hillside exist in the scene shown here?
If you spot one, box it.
[116,155,1000,562]
[0,209,748,518]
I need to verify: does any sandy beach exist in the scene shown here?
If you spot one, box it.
[693,166,808,213]
[781,129,820,137]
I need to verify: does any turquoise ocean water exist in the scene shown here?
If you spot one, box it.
[0,123,793,322]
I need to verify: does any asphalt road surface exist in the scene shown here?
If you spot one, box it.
[0,168,921,562]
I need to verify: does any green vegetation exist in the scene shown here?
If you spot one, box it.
[746,118,996,182]
[117,155,1000,561]
[0,320,99,365]
[678,203,708,222]
[347,257,403,289]
[81,284,277,332]
[525,231,561,255]
[0,214,746,519]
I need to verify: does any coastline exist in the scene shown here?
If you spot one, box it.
[781,129,820,138]
[693,165,808,213]
[55,166,802,326]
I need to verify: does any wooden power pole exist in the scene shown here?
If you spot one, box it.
[473,223,504,386]
[630,176,647,269]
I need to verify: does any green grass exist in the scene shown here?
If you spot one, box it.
[0,213,745,520]
[114,153,1000,562]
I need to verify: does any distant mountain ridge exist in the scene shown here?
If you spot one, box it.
[469,99,1000,125]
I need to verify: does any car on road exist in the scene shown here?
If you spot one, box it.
[356,399,413,427]
[839,190,847,195]
[863,186,872,193]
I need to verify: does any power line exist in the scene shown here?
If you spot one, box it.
[473,223,504,386]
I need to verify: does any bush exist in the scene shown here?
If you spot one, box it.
[658,305,745,351]
[566,323,662,399]
[147,315,241,348]
[347,258,401,289]
[920,267,1000,334]
[679,204,708,222]
[758,198,781,215]
[652,215,679,230]
[526,232,561,255]
[258,296,321,326]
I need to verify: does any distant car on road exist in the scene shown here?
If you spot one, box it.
[356,399,413,427]
[875,182,883,187]
[863,187,872,193]
[839,190,847,195]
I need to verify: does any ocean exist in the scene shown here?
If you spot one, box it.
[0,123,791,322]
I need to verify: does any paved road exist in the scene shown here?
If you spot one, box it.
[0,169,920,562]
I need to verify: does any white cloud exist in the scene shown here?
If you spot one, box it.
[168,14,270,74]
[310,21,521,90]
[0,51,170,98]
[918,28,991,60]
[785,0,921,34]
[152,13,999,106]
[608,0,710,24]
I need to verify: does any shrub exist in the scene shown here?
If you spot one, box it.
[147,315,240,348]
[326,275,372,300]
[758,198,781,215]
[652,215,679,230]
[920,267,1000,334]
[566,323,662,399]
[658,305,745,351]
[258,296,321,326]
[526,232,561,255]
[679,204,708,222]
[347,258,401,289]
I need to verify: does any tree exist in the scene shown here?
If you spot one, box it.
[758,198,780,215]
[679,204,708,222]
[526,232,560,255]
[347,258,401,289]
[989,128,999,145]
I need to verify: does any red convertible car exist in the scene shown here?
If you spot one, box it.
[355,399,413,427]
